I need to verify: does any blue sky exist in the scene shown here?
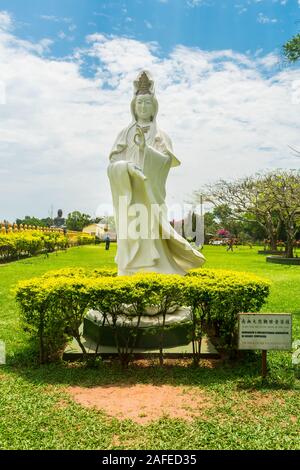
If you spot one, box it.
[0,1,300,220]
[4,0,300,68]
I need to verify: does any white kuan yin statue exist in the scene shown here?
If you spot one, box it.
[108,71,205,275]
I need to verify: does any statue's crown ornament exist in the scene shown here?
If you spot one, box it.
[134,71,154,96]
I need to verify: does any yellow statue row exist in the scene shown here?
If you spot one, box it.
[0,224,65,234]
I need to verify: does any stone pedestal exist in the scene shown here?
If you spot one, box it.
[84,308,193,350]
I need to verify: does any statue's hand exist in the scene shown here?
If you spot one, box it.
[128,162,147,181]
[134,126,146,151]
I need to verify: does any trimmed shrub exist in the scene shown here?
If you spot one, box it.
[41,267,118,278]
[67,233,95,247]
[0,231,67,262]
[186,269,270,350]
[15,276,91,362]
[0,231,95,263]
[15,268,270,364]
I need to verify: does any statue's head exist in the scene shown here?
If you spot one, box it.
[134,93,155,122]
[131,71,158,122]
[57,209,63,218]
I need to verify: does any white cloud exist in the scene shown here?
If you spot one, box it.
[257,13,278,24]
[0,10,12,30]
[0,11,300,221]
[58,31,67,40]
[58,31,75,42]
[40,15,72,23]
[248,0,288,5]
[256,52,279,68]
[144,20,153,29]
[186,0,207,6]
[235,5,248,15]
[93,12,111,19]
[186,0,211,7]
[0,12,53,55]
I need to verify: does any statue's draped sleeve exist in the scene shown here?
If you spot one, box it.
[107,127,205,274]
[109,129,129,163]
[155,130,181,168]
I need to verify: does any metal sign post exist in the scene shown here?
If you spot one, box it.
[262,350,267,378]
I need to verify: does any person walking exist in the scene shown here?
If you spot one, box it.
[227,238,234,252]
[105,234,111,251]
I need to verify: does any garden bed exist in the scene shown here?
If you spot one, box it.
[266,256,300,265]
[15,266,270,366]
[258,250,285,255]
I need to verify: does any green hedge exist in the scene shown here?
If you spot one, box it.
[15,268,270,364]
[0,232,67,262]
[186,268,271,347]
[67,233,95,247]
[0,231,95,263]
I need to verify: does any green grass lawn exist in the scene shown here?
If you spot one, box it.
[0,244,299,450]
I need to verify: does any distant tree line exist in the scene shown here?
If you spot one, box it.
[15,212,109,232]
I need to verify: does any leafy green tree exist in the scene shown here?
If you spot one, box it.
[15,216,54,228]
[202,177,282,251]
[203,212,218,242]
[262,171,300,258]
[212,204,243,237]
[205,205,262,242]
[66,211,92,232]
[16,216,44,227]
[41,217,54,227]
[283,33,300,63]
[196,171,300,256]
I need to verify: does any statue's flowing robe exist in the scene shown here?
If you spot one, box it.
[108,122,205,275]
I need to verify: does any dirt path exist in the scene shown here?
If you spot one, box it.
[68,383,212,424]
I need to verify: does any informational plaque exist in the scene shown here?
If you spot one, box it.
[238,313,292,351]
[0,340,5,365]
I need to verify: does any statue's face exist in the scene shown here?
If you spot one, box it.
[135,94,154,122]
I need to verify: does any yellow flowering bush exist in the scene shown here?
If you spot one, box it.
[0,231,67,261]
[66,232,95,247]
[186,268,271,349]
[0,231,95,262]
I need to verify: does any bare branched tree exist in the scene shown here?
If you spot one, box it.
[288,145,300,157]
[262,170,300,258]
[199,176,281,251]
[192,170,300,257]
